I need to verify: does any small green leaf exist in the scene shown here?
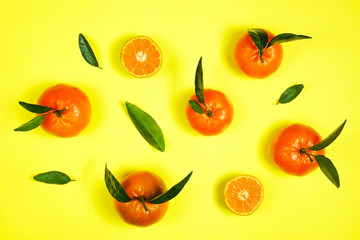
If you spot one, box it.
[248,28,269,52]
[268,33,312,48]
[78,33,101,68]
[149,171,193,204]
[308,120,347,151]
[19,101,54,114]
[125,102,165,152]
[314,155,340,188]
[104,164,132,203]
[189,100,204,114]
[14,115,46,131]
[34,171,74,185]
[277,84,304,104]
[195,57,205,105]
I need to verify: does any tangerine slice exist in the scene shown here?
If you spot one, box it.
[121,36,162,78]
[224,175,264,215]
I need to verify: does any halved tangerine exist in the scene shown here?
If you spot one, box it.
[224,175,264,216]
[120,36,162,78]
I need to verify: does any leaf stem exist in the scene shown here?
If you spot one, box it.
[138,197,149,213]
[305,153,315,163]
[258,49,265,63]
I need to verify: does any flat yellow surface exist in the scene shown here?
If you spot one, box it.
[1,0,360,239]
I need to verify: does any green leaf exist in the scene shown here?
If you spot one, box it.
[149,171,193,204]
[268,33,312,48]
[125,102,165,152]
[277,84,304,104]
[104,164,132,203]
[308,120,347,151]
[314,155,340,188]
[78,33,101,68]
[189,100,204,114]
[14,115,46,131]
[195,57,205,105]
[34,171,74,185]
[248,28,269,51]
[19,101,54,114]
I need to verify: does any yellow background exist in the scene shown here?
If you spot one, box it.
[1,0,360,239]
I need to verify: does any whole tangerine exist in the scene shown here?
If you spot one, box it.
[271,124,325,176]
[37,83,92,137]
[234,30,283,78]
[186,89,234,136]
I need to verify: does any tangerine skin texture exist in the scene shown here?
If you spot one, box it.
[114,171,169,227]
[234,30,283,78]
[186,89,234,136]
[37,84,92,137]
[271,124,325,176]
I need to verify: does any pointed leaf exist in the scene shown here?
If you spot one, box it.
[189,100,204,114]
[268,33,312,48]
[14,115,46,131]
[78,33,101,68]
[19,101,54,113]
[34,171,74,185]
[194,57,205,105]
[104,164,132,203]
[314,155,340,188]
[125,102,165,152]
[149,171,193,204]
[248,28,269,51]
[308,120,347,151]
[277,84,304,104]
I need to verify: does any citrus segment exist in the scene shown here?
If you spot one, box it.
[121,36,162,78]
[224,175,264,215]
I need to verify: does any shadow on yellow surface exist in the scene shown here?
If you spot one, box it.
[258,121,292,174]
[110,34,135,78]
[222,27,248,79]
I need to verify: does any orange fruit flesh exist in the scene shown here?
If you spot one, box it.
[121,36,162,78]
[224,175,264,215]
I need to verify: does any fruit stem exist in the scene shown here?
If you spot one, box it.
[138,197,149,213]
[299,148,306,154]
[300,148,315,163]
[56,107,68,117]
[206,108,214,117]
[202,103,214,117]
